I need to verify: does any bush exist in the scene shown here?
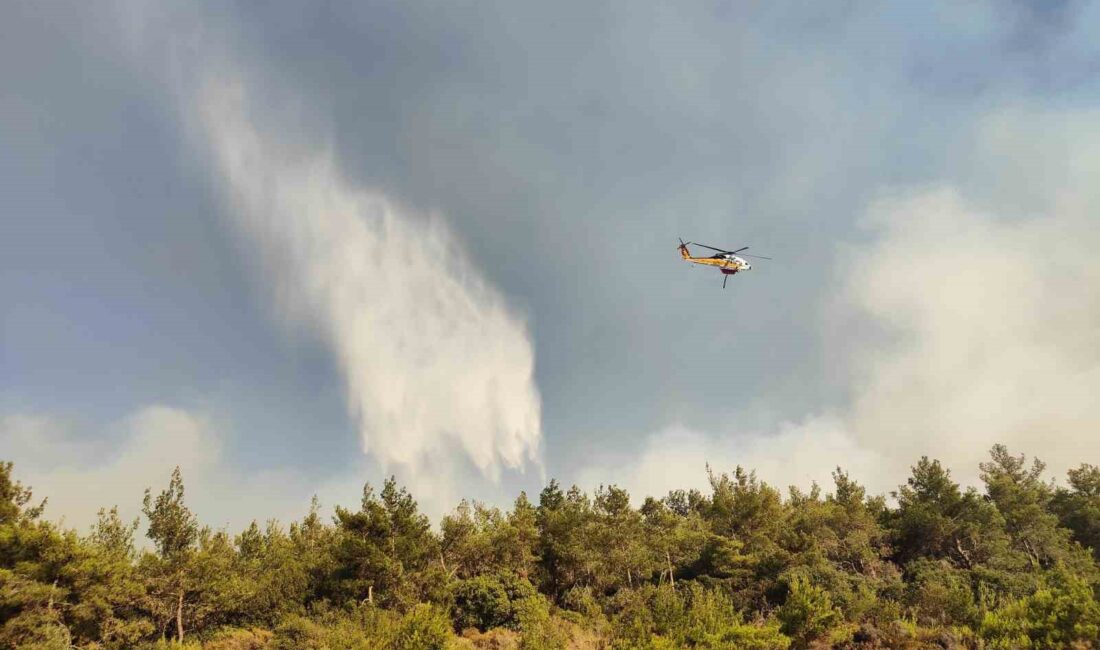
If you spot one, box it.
[712,622,791,650]
[607,585,790,650]
[272,615,326,650]
[134,642,203,650]
[650,585,687,638]
[268,605,456,650]
[777,575,840,646]
[452,575,513,631]
[205,627,274,650]
[451,573,541,632]
[0,611,72,650]
[514,596,568,650]
[904,559,979,628]
[682,585,789,650]
[561,585,603,622]
[459,626,522,648]
[391,603,453,650]
[980,568,1100,648]
[609,588,656,648]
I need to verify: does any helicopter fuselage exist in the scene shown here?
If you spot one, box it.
[677,242,755,288]
[681,252,752,273]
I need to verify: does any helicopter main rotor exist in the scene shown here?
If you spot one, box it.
[688,242,771,260]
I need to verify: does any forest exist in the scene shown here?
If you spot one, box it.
[2,445,1099,649]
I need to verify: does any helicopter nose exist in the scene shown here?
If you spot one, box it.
[745,263,752,270]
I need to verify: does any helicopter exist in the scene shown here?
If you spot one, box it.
[678,238,771,288]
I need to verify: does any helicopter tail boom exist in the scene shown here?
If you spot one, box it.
[678,238,691,259]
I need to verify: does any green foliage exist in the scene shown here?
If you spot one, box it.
[535,480,593,601]
[451,573,514,631]
[390,603,452,650]
[981,445,1078,571]
[67,511,153,647]
[514,595,569,650]
[141,467,207,643]
[0,443,1099,649]
[902,559,978,627]
[0,605,72,650]
[776,574,839,646]
[272,615,326,650]
[330,477,437,609]
[0,461,45,525]
[143,467,199,563]
[890,457,1015,571]
[1052,463,1100,560]
[608,584,790,649]
[270,605,453,649]
[980,567,1100,648]
[560,585,603,622]
[204,627,273,650]
[608,587,655,648]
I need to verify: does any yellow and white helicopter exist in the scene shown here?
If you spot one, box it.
[678,238,771,288]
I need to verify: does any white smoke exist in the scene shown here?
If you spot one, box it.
[0,406,315,531]
[843,184,1100,488]
[576,415,886,500]
[584,107,1100,498]
[194,78,542,481]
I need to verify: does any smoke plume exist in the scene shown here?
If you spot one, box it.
[195,79,542,481]
[844,184,1100,487]
[584,107,1100,498]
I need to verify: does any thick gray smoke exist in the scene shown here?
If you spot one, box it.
[196,79,543,480]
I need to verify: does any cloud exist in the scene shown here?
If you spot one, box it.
[581,107,1100,499]
[0,406,319,531]
[191,74,543,485]
[575,415,885,500]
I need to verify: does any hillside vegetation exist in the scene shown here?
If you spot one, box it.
[2,445,1099,649]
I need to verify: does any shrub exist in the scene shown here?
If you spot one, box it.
[904,559,979,628]
[610,589,656,648]
[452,575,513,631]
[0,612,72,650]
[980,568,1100,648]
[514,597,568,650]
[205,627,274,650]
[712,621,791,650]
[271,615,326,650]
[451,573,541,632]
[561,585,603,621]
[607,584,790,650]
[392,603,452,650]
[650,585,687,639]
[777,575,840,646]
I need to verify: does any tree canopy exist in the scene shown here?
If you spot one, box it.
[1,447,1099,649]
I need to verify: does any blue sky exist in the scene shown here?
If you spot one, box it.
[4,1,1100,529]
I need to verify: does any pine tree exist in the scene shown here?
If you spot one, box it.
[1051,463,1100,559]
[142,466,199,642]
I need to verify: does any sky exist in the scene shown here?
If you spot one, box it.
[3,1,1100,531]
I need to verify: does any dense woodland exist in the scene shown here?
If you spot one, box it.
[2,445,1100,649]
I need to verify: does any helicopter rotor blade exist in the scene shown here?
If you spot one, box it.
[740,253,772,260]
[688,242,733,254]
[731,246,749,254]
